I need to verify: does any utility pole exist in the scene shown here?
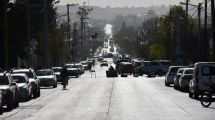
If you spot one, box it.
[67,4,70,62]
[205,0,208,61]
[4,1,8,69]
[212,0,215,61]
[67,4,78,62]
[76,3,93,60]
[186,0,189,17]
[198,3,202,30]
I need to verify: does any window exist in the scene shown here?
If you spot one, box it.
[0,76,9,85]
[151,62,159,66]
[201,66,215,76]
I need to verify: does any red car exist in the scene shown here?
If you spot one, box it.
[118,62,134,76]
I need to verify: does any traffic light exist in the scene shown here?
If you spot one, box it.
[91,32,98,39]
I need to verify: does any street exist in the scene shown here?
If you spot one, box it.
[0,60,215,120]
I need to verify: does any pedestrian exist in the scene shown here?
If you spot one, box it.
[61,65,68,90]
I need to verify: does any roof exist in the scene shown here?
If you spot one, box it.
[12,69,32,72]
[11,73,27,77]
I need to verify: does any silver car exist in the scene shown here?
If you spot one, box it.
[179,68,193,91]
[165,66,185,87]
[36,69,57,88]
[12,73,32,101]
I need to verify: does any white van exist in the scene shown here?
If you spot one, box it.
[189,62,215,98]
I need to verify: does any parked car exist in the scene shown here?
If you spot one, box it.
[80,61,89,70]
[179,68,194,91]
[11,73,32,101]
[36,69,57,88]
[118,62,134,77]
[75,64,85,74]
[136,61,151,76]
[51,67,63,82]
[0,73,19,110]
[145,60,171,76]
[100,60,108,67]
[165,66,185,87]
[11,68,40,98]
[174,68,186,89]
[65,64,79,78]
[0,90,3,114]
[189,62,215,99]
[97,57,104,62]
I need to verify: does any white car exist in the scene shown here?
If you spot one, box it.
[36,69,57,88]
[51,67,63,82]
[12,73,32,101]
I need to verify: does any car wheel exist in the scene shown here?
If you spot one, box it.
[7,95,13,110]
[14,97,19,108]
[174,84,177,90]
[37,87,41,97]
[165,81,170,87]
[0,103,3,115]
[138,70,143,76]
[53,82,57,88]
[76,75,78,78]
[189,92,193,98]
[157,70,163,76]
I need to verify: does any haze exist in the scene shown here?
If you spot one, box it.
[58,0,188,7]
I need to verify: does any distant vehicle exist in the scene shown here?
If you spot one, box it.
[136,61,151,76]
[115,59,130,72]
[80,61,89,70]
[118,62,134,77]
[75,64,85,74]
[189,62,215,99]
[97,57,104,62]
[51,67,63,82]
[165,66,185,87]
[36,69,57,88]
[11,73,32,101]
[11,68,40,98]
[179,68,193,91]
[0,90,3,114]
[0,73,19,110]
[174,68,186,90]
[65,64,79,78]
[100,60,108,67]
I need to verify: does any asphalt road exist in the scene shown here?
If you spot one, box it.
[1,59,215,120]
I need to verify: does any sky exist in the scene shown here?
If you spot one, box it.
[57,0,202,7]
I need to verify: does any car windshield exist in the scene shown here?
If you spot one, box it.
[170,67,181,73]
[52,68,62,72]
[184,69,193,74]
[12,76,26,83]
[0,76,9,85]
[13,71,34,78]
[36,70,53,76]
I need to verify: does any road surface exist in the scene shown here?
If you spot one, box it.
[1,59,215,120]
